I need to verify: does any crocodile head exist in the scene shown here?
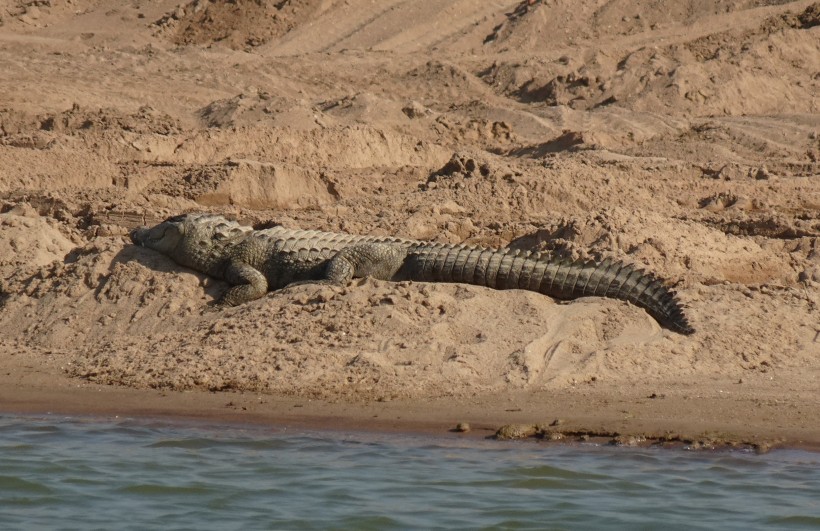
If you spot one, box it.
[130,214,190,255]
[130,213,250,269]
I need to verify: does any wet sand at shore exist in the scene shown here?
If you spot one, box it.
[3,357,819,451]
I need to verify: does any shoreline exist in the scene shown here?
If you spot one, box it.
[3,367,819,453]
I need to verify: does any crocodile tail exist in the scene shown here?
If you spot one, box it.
[406,245,694,335]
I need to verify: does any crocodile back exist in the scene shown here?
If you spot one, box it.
[256,226,419,254]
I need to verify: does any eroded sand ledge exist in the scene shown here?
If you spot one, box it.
[1,0,818,448]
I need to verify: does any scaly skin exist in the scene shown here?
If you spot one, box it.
[130,213,695,335]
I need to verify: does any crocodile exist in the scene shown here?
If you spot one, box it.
[130,213,694,334]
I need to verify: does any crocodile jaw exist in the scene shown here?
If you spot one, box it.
[130,222,184,255]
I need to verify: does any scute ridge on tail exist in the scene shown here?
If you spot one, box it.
[408,244,694,334]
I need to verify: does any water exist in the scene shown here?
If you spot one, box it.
[1,415,818,530]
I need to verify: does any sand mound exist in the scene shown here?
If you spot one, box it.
[155,0,321,51]
[0,210,77,276]
[0,235,652,396]
[1,225,814,400]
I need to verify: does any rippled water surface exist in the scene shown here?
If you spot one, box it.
[1,415,818,530]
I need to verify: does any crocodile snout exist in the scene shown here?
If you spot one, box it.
[130,226,149,246]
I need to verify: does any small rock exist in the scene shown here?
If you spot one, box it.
[5,203,38,218]
[611,434,646,447]
[799,266,820,283]
[700,192,737,211]
[718,164,744,181]
[495,423,538,440]
[402,101,429,119]
[754,166,771,180]
[726,195,752,211]
[454,422,471,433]
[543,431,564,441]
[754,442,773,454]
[436,200,466,216]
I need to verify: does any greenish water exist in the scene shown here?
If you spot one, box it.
[1,415,818,530]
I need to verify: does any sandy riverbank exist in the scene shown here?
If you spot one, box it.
[3,360,820,451]
[1,0,818,449]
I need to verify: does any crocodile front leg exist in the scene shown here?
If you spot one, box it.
[219,261,269,306]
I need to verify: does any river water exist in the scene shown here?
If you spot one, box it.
[1,415,818,530]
